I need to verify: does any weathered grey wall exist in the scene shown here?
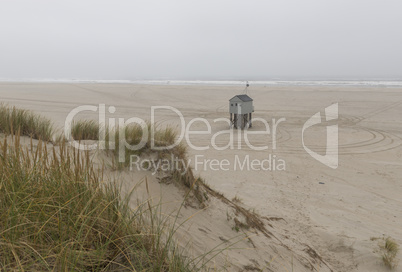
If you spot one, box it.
[229,98,253,114]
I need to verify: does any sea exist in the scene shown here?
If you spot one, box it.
[1,78,402,88]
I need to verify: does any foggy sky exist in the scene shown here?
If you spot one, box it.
[1,0,401,80]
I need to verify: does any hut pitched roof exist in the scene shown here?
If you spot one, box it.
[230,94,253,102]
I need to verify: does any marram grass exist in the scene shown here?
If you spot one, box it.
[71,119,100,141]
[381,237,399,270]
[0,134,197,271]
[0,103,53,141]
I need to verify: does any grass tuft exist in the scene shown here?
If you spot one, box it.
[0,103,53,141]
[70,119,100,141]
[381,237,399,270]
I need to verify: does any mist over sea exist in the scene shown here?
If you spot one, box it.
[1,78,402,87]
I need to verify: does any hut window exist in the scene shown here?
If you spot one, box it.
[235,103,237,106]
[231,104,233,106]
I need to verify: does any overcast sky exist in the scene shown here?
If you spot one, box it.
[1,1,401,80]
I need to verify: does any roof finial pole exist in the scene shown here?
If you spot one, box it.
[244,80,249,95]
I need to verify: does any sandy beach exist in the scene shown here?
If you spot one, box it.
[1,82,401,271]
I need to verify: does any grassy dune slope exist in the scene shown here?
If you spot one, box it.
[0,107,199,271]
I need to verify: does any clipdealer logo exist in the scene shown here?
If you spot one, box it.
[64,103,338,171]
[302,103,338,169]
